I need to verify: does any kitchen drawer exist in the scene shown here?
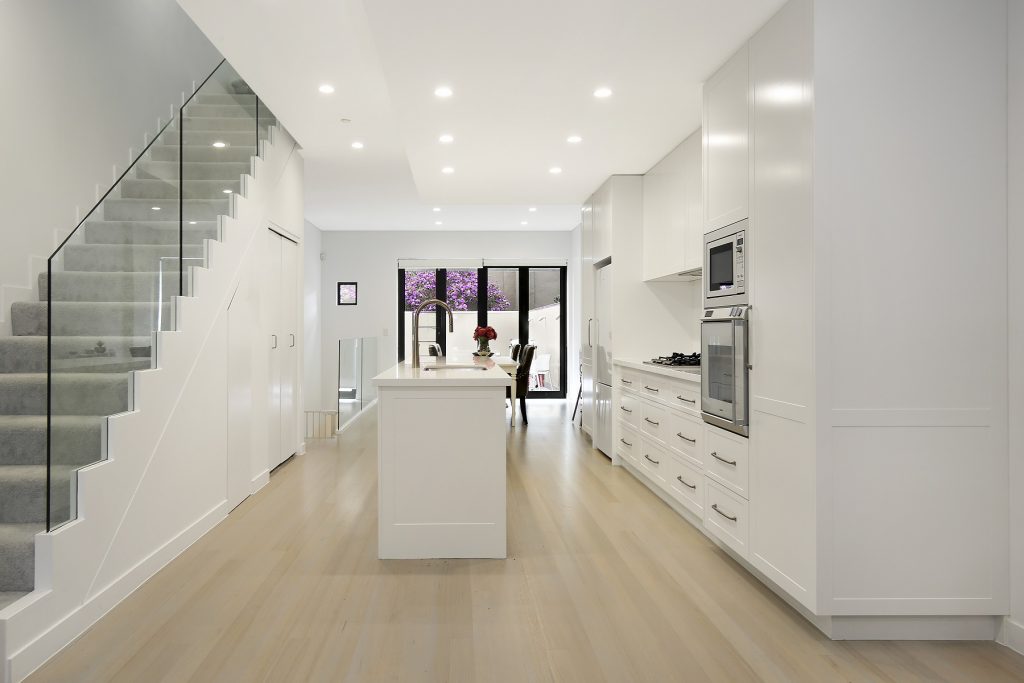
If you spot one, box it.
[640,401,672,445]
[614,390,641,429]
[664,380,701,414]
[637,375,668,401]
[704,479,749,559]
[667,456,705,518]
[705,426,749,499]
[666,410,703,467]
[637,439,670,489]
[617,368,642,394]
[616,424,641,466]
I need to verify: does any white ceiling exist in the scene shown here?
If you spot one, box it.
[177,0,786,231]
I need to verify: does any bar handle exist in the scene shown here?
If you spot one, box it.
[644,454,660,466]
[677,433,696,443]
[676,476,696,490]
[711,451,737,467]
[712,504,737,522]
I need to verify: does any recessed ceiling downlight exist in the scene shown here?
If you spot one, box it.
[434,85,453,98]
[433,207,441,212]
[435,221,443,226]
[351,141,364,149]
[438,133,454,144]
[529,207,537,212]
[318,84,335,94]
[212,141,226,148]
[222,189,232,194]
[567,135,583,144]
[151,206,161,211]
[442,166,455,175]
[521,221,528,226]
[549,166,563,175]
[593,86,613,99]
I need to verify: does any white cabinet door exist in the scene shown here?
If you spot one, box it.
[279,237,300,463]
[581,362,594,435]
[592,181,613,263]
[703,43,749,232]
[265,231,283,470]
[643,130,703,280]
[580,201,595,363]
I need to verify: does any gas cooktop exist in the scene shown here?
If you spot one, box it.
[644,352,701,367]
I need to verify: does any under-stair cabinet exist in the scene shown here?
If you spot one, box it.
[265,227,300,469]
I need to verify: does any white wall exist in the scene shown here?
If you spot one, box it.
[319,230,573,408]
[1006,0,1024,657]
[0,0,220,334]
[303,221,324,411]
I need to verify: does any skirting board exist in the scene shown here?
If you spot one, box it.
[250,469,270,494]
[8,501,229,683]
[1000,617,1024,655]
[619,459,1007,643]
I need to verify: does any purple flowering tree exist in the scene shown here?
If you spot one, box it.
[404,269,510,311]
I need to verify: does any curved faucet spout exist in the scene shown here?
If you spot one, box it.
[411,298,454,368]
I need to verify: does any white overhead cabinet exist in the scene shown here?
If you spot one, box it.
[702,43,749,233]
[265,229,300,470]
[642,129,702,281]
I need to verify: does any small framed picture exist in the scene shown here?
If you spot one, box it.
[337,282,358,306]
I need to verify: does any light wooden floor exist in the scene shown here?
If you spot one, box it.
[29,402,1024,683]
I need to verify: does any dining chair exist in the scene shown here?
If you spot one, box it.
[507,345,536,424]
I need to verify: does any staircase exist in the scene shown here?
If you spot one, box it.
[0,77,274,613]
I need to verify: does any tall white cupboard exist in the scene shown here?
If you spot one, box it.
[265,228,300,470]
[722,0,1009,638]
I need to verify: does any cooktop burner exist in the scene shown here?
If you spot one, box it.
[645,352,701,367]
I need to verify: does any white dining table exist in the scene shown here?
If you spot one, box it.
[450,354,520,425]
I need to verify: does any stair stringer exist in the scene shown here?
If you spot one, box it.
[0,125,302,683]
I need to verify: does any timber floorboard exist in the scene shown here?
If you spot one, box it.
[27,402,1024,683]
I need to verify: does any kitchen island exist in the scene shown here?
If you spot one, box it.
[372,357,513,559]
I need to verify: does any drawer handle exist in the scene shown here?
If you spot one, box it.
[676,395,696,404]
[620,406,633,414]
[621,379,633,385]
[620,438,633,447]
[677,433,696,443]
[676,476,696,490]
[711,451,738,467]
[644,417,660,426]
[644,385,660,392]
[644,454,660,466]
[712,504,738,522]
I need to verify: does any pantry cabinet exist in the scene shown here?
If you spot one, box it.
[702,43,749,232]
[642,129,702,281]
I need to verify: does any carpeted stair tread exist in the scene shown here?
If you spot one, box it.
[11,301,173,336]
[0,466,73,524]
[60,243,204,272]
[135,161,249,181]
[0,336,151,373]
[0,524,39,592]
[0,373,131,416]
[101,197,230,221]
[120,178,241,200]
[174,116,265,132]
[41,271,191,302]
[0,415,104,467]
[81,220,218,245]
[148,145,257,163]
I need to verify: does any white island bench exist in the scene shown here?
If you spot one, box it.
[372,357,513,559]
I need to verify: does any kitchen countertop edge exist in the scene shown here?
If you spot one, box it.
[613,358,701,383]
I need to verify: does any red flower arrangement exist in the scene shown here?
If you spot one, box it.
[473,326,498,341]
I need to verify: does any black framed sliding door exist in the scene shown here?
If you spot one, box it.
[398,264,567,399]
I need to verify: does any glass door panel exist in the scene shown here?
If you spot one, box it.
[487,268,519,356]
[445,268,481,357]
[402,268,437,361]
[526,268,563,394]
[701,320,736,420]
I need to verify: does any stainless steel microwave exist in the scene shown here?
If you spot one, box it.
[703,220,748,307]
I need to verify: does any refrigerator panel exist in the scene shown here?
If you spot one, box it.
[595,264,613,385]
[594,381,612,455]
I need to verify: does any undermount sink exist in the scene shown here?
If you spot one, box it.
[422,364,488,371]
